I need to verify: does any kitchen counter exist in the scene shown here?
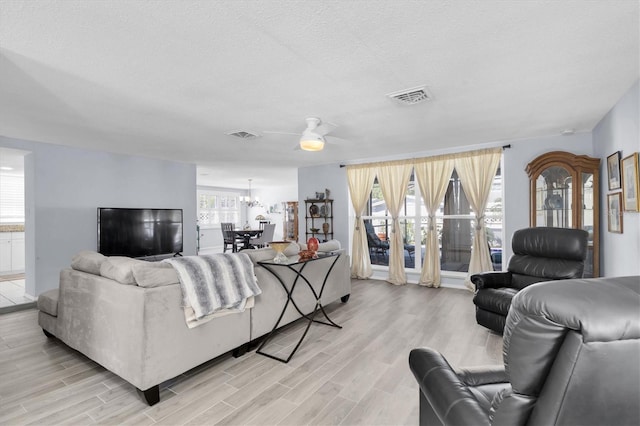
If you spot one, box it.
[0,224,25,233]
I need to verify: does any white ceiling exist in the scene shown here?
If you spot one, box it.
[0,1,638,190]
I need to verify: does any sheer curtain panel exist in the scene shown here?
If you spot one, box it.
[346,165,376,279]
[454,148,502,290]
[376,161,413,285]
[414,156,455,287]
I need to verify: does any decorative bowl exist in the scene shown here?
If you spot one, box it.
[310,227,320,232]
[269,241,290,263]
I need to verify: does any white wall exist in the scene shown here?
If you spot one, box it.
[0,135,197,297]
[593,80,640,276]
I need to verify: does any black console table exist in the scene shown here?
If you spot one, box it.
[256,253,342,363]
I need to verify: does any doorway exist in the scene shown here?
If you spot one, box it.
[0,147,29,312]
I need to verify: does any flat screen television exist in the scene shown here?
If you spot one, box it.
[98,208,183,258]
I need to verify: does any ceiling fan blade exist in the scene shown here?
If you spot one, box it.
[325,135,352,145]
[315,121,338,136]
[263,130,301,136]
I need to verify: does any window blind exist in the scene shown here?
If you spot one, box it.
[0,174,25,223]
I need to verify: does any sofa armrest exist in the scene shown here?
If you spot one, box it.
[471,272,513,290]
[409,348,492,426]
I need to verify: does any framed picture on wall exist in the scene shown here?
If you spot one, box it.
[607,193,623,233]
[621,153,640,212]
[607,151,622,190]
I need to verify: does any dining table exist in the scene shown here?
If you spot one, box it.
[232,229,263,250]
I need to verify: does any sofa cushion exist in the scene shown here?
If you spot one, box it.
[71,250,106,275]
[37,289,59,317]
[244,247,275,263]
[299,239,341,253]
[100,256,146,285]
[284,242,300,256]
[244,242,301,264]
[132,262,180,287]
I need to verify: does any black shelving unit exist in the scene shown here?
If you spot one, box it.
[304,199,333,242]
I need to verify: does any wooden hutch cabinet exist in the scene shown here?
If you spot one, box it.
[526,151,600,277]
[283,201,298,242]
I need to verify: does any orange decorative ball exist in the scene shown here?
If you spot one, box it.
[307,237,319,252]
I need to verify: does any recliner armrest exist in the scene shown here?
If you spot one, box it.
[471,272,513,290]
[409,348,492,426]
[455,365,508,387]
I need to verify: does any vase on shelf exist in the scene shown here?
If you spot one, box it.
[322,222,330,239]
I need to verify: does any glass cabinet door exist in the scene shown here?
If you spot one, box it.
[535,166,573,228]
[582,173,595,277]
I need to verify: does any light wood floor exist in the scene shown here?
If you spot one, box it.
[0,279,503,425]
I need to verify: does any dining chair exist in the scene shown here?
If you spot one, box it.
[251,223,276,248]
[221,222,239,253]
[259,220,270,230]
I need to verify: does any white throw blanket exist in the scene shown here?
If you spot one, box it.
[164,253,261,328]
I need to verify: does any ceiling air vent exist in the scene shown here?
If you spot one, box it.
[226,130,260,139]
[387,86,432,105]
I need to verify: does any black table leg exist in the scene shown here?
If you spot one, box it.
[256,256,341,363]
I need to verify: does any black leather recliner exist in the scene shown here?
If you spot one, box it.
[471,227,588,334]
[409,275,640,426]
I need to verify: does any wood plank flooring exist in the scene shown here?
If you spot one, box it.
[0,279,503,425]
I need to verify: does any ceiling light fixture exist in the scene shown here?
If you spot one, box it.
[299,131,325,151]
[240,179,262,207]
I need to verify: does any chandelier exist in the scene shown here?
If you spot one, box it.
[241,178,262,208]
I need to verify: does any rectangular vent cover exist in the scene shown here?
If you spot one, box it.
[387,86,432,105]
[226,130,260,139]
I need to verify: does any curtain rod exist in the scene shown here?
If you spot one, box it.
[339,144,511,168]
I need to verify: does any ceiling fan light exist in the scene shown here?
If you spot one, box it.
[299,132,325,151]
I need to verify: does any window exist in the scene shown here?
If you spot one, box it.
[364,167,502,272]
[197,189,242,227]
[0,173,24,223]
[366,177,418,268]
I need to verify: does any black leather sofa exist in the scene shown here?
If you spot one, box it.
[409,275,640,426]
[471,227,588,333]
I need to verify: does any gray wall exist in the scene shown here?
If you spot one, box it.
[298,164,349,246]
[0,136,197,297]
[593,80,640,276]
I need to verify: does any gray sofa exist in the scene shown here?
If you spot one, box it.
[37,242,350,405]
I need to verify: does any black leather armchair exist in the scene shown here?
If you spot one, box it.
[472,227,588,334]
[409,275,640,426]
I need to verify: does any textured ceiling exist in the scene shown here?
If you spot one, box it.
[0,0,638,189]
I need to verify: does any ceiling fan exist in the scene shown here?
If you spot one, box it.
[263,117,347,151]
